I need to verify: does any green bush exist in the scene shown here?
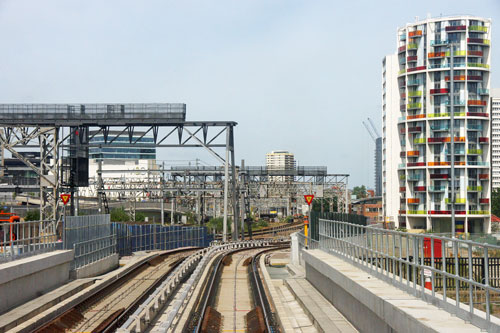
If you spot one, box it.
[110,207,130,222]
[25,210,40,221]
[135,212,146,222]
[206,217,232,233]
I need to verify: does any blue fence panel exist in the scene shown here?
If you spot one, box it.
[112,223,211,256]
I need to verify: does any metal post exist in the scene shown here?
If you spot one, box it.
[345,176,349,213]
[223,129,230,242]
[161,162,165,226]
[170,193,175,225]
[229,126,239,241]
[450,43,456,238]
[240,159,245,240]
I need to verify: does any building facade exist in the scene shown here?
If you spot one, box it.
[265,150,296,182]
[382,54,402,225]
[492,89,500,190]
[388,16,491,233]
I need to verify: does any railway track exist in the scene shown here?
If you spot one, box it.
[33,248,196,333]
[186,244,287,333]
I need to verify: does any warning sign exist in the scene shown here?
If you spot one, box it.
[304,194,314,206]
[60,194,71,205]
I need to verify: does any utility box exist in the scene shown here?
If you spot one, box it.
[424,237,442,258]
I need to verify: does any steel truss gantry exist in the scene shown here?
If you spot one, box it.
[0,104,239,241]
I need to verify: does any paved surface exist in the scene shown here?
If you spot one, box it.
[286,278,358,333]
[261,250,318,332]
[305,249,485,333]
[215,249,258,332]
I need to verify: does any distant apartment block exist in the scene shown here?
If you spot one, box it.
[492,89,500,189]
[383,16,491,233]
[265,150,296,182]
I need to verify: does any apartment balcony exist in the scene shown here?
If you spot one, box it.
[407,79,422,86]
[468,63,490,69]
[480,198,490,204]
[445,198,466,204]
[407,114,426,120]
[468,210,489,215]
[445,75,466,81]
[430,88,449,95]
[398,210,406,214]
[407,65,426,72]
[400,151,406,157]
[467,185,483,192]
[399,174,406,180]
[467,148,483,155]
[407,175,422,181]
[430,39,448,46]
[413,138,426,144]
[467,161,489,167]
[400,104,406,111]
[479,173,489,180]
[478,89,489,95]
[407,210,426,215]
[430,174,450,179]
[407,162,426,167]
[428,111,466,118]
[428,52,446,59]
[406,150,419,157]
[467,38,490,45]
[446,25,466,31]
[398,116,406,123]
[407,126,421,133]
[468,100,487,106]
[414,186,426,192]
[398,69,406,76]
[398,163,405,169]
[428,161,450,166]
[409,30,423,37]
[469,25,488,33]
[430,124,450,131]
[467,75,483,81]
[467,112,489,118]
[407,198,420,204]
[479,137,489,144]
[399,186,406,192]
[407,43,418,50]
[407,55,418,62]
[428,186,446,192]
[444,150,466,155]
[398,45,406,53]
[467,124,483,130]
[428,210,451,215]
[408,91,422,97]
[407,103,422,110]
[467,50,484,57]
[428,137,465,143]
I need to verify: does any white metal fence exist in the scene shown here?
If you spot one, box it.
[298,219,500,331]
[72,235,117,269]
[0,219,59,263]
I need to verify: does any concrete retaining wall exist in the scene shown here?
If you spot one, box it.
[71,254,119,279]
[0,250,73,314]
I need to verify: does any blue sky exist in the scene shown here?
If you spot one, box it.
[0,0,499,187]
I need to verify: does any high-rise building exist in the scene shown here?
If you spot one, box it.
[265,150,296,182]
[384,15,491,233]
[382,55,402,226]
[491,89,500,190]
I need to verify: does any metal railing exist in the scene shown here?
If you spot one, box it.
[298,219,500,330]
[72,235,117,269]
[0,219,59,263]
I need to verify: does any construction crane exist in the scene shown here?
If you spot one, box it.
[362,118,382,197]
[362,118,380,142]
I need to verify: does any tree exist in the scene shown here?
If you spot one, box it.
[24,209,40,221]
[492,188,500,217]
[110,207,130,222]
[352,185,367,199]
[311,197,338,212]
[135,212,146,222]
[206,217,232,233]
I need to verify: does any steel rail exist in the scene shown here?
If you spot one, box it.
[32,247,197,333]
